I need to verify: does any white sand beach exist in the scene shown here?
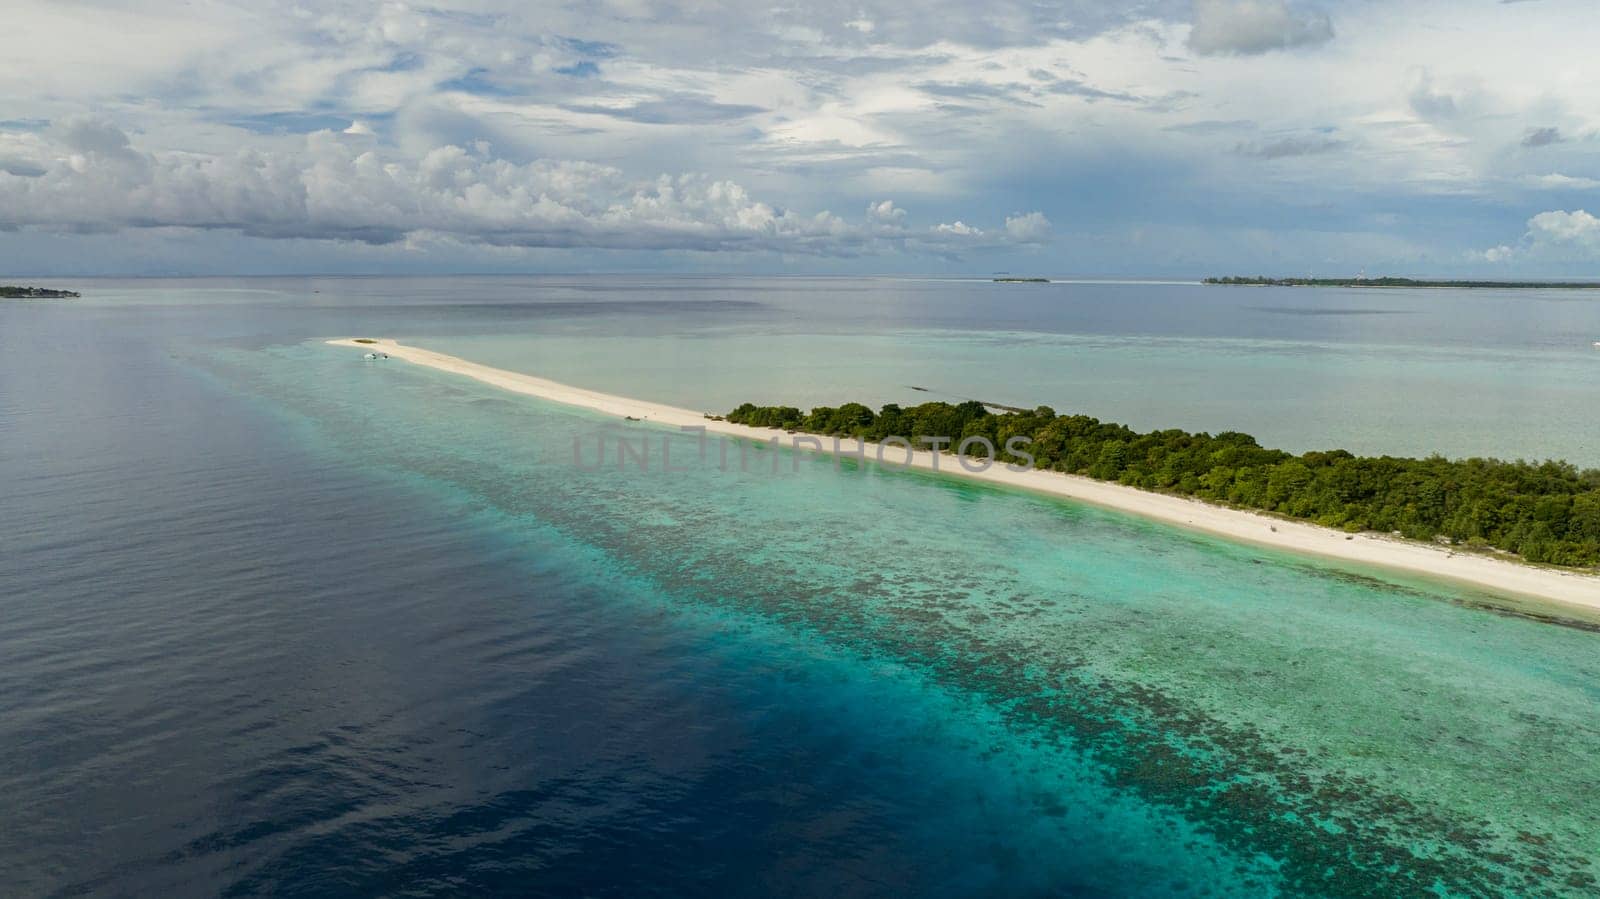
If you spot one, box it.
[329,338,1600,613]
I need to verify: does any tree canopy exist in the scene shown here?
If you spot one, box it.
[727,400,1600,568]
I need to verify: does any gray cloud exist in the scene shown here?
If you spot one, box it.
[655,0,1191,51]
[757,140,936,178]
[916,81,1042,107]
[0,121,1045,257]
[1236,134,1347,158]
[0,158,46,177]
[1039,77,1144,104]
[917,73,1142,109]
[1407,75,1460,121]
[6,0,1597,276]
[1188,0,1334,56]
[1521,126,1565,147]
[564,93,766,125]
[1164,119,1257,134]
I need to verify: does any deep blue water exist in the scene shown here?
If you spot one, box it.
[5,277,1600,897]
[3,293,1107,895]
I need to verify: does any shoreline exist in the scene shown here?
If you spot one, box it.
[327,338,1600,614]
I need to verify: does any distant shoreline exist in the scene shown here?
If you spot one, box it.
[325,337,1600,615]
[1,285,79,299]
[1205,276,1600,289]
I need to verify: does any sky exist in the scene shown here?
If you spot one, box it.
[5,0,1600,276]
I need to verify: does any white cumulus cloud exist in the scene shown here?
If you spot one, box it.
[1526,209,1600,249]
[867,199,907,225]
[1480,209,1600,261]
[1004,211,1052,242]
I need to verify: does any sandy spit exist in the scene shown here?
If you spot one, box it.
[328,338,1600,614]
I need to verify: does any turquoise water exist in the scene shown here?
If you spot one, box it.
[211,335,1600,894]
[5,277,1600,895]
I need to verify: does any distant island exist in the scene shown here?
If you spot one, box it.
[993,277,1050,283]
[1205,276,1600,289]
[2,285,80,299]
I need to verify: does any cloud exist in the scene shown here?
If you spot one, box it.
[1164,119,1257,134]
[1525,208,1600,249]
[1521,126,1564,147]
[1406,72,1461,121]
[1479,209,1600,260]
[1029,69,1145,103]
[0,121,1046,257]
[1235,134,1347,158]
[8,0,1600,274]
[0,157,46,177]
[1520,173,1600,190]
[56,118,138,158]
[1004,211,1052,242]
[916,81,1043,108]
[867,199,907,226]
[565,94,767,125]
[916,76,1141,109]
[1188,0,1334,56]
[554,61,602,78]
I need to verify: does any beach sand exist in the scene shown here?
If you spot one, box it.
[328,338,1600,613]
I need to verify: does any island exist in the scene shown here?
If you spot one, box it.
[2,285,80,299]
[325,338,1600,611]
[993,277,1051,283]
[726,399,1600,569]
[1205,276,1600,288]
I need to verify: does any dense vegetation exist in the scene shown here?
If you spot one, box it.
[993,277,1050,283]
[1,285,79,298]
[727,400,1600,568]
[1206,276,1600,289]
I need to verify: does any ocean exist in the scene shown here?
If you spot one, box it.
[3,276,1599,896]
